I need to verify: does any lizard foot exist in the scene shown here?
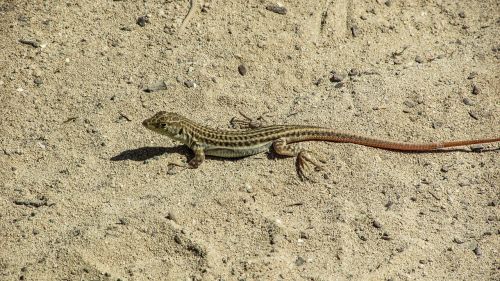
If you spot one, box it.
[296,151,325,181]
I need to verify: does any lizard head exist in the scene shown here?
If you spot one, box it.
[142,111,187,138]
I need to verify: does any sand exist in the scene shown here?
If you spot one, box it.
[1,0,499,280]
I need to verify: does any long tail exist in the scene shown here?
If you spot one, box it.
[342,136,500,151]
[291,129,500,151]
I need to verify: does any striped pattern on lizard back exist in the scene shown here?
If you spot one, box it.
[142,111,500,179]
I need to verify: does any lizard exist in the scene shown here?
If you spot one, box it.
[142,111,500,179]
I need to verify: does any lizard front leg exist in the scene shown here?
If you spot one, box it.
[188,145,205,168]
[272,138,325,180]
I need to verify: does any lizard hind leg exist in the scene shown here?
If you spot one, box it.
[272,138,325,181]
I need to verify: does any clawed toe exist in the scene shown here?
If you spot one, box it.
[296,151,324,181]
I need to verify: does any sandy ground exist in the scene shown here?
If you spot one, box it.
[1,0,499,280]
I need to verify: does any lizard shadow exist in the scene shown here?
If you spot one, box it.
[111,146,248,163]
[111,146,191,162]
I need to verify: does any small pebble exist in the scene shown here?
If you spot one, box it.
[238,64,247,76]
[384,0,392,7]
[462,97,473,106]
[34,78,43,86]
[473,246,482,256]
[467,71,478,79]
[295,256,306,266]
[166,211,178,222]
[415,55,424,63]
[348,68,359,76]
[372,220,382,228]
[458,11,466,18]
[472,84,481,95]
[136,15,150,27]
[381,232,391,240]
[118,218,129,225]
[351,26,359,37]
[453,237,464,244]
[184,80,195,88]
[330,72,344,82]
[266,4,287,15]
[440,165,449,173]
[432,121,443,129]
[470,144,484,152]
[244,183,253,193]
[468,110,479,120]
[403,100,416,108]
[143,81,168,92]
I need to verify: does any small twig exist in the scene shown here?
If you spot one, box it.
[119,112,132,122]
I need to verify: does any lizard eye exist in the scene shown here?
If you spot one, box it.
[160,123,166,128]
[178,127,184,135]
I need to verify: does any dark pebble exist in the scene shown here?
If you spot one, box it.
[472,84,481,95]
[384,0,392,7]
[266,5,287,15]
[381,232,391,240]
[415,55,424,63]
[458,11,466,18]
[295,256,306,266]
[136,15,149,27]
[330,72,344,82]
[473,246,482,256]
[238,64,247,76]
[184,80,195,88]
[462,97,473,106]
[440,165,449,173]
